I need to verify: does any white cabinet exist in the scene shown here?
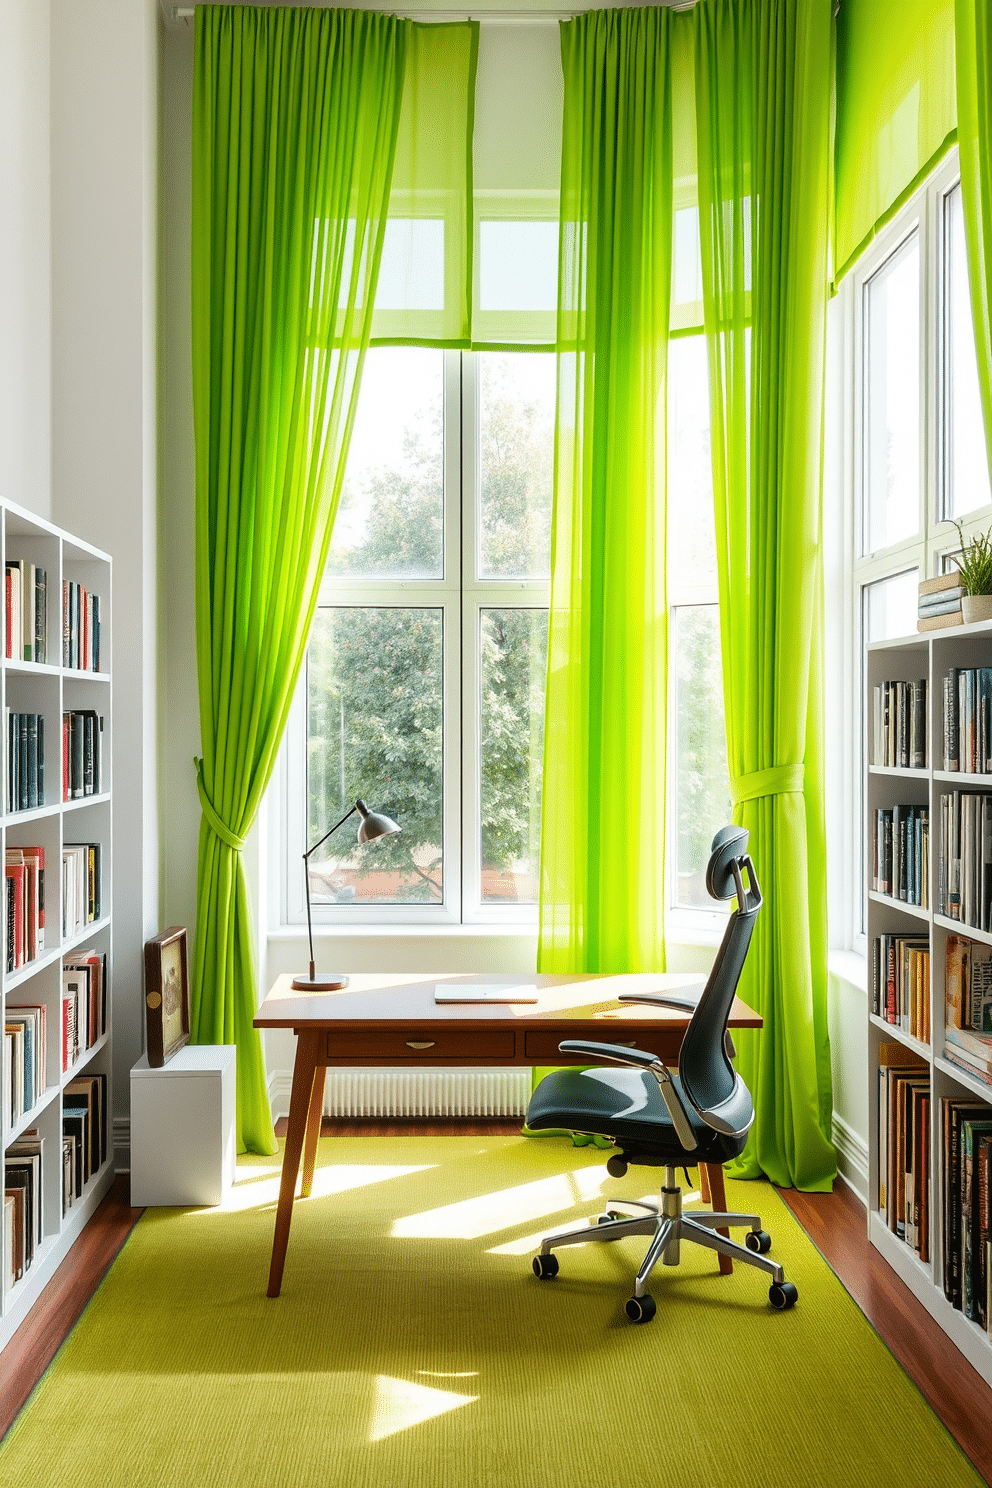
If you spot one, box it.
[130,1046,236,1208]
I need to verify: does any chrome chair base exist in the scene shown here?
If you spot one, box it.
[533,1166,794,1320]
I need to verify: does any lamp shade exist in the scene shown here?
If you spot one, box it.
[356,798,401,844]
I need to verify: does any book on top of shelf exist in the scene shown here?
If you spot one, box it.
[4,562,47,664]
[921,572,965,596]
[62,581,101,672]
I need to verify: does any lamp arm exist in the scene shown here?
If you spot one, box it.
[303,803,359,861]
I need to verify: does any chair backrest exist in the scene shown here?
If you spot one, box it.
[677,825,762,1137]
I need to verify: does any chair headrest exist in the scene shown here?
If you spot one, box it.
[705,824,749,901]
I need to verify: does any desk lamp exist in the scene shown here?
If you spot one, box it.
[292,797,400,991]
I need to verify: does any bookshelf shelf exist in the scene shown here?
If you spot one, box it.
[933,1053,992,1102]
[868,1013,930,1061]
[933,911,992,947]
[60,1029,110,1088]
[5,661,61,679]
[866,626,992,1388]
[868,765,929,780]
[3,1082,60,1147]
[4,804,60,827]
[62,793,111,815]
[867,890,930,924]
[63,916,112,956]
[1,501,112,1352]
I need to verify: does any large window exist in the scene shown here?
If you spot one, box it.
[844,156,992,948]
[282,340,727,928]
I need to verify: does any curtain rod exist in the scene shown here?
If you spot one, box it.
[169,3,699,20]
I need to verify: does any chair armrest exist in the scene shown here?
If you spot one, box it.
[618,991,701,1012]
[616,992,737,1060]
[557,1041,698,1152]
[558,1039,660,1068]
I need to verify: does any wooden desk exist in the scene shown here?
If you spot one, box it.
[254,971,762,1297]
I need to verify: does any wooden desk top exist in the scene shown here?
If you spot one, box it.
[255,971,762,1033]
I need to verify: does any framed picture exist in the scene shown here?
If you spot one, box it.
[144,926,190,1068]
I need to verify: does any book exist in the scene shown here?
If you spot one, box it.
[918,594,964,616]
[944,1100,991,1307]
[919,611,964,631]
[921,572,965,596]
[962,1118,992,1321]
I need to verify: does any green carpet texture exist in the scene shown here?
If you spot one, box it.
[0,1137,982,1488]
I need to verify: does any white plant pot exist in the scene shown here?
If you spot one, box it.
[962,594,992,624]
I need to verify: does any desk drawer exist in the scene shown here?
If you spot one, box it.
[523,1031,640,1062]
[326,1028,516,1061]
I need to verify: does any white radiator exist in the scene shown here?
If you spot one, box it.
[321,1068,530,1118]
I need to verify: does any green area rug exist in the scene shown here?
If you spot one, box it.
[0,1137,982,1488]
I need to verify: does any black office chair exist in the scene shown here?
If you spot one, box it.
[526,825,798,1323]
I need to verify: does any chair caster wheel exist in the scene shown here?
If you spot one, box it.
[606,1154,628,1178]
[768,1281,798,1310]
[533,1253,559,1280]
[624,1293,657,1324]
[746,1228,772,1254]
[596,1213,617,1224]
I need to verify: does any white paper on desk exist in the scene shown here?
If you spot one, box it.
[434,983,539,1004]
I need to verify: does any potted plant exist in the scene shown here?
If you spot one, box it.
[953,520,992,623]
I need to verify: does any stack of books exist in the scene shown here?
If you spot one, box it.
[878,1042,930,1261]
[936,791,992,929]
[918,572,964,630]
[871,678,927,767]
[940,1096,992,1325]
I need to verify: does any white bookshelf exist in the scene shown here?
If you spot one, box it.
[866,617,992,1387]
[0,500,112,1352]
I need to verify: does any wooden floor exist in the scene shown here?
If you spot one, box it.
[1,1125,990,1485]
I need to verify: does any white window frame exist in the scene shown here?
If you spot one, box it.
[277,347,551,930]
[836,150,992,958]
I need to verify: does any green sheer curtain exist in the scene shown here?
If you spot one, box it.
[693,0,835,1190]
[956,0,992,469]
[834,0,956,282]
[537,8,672,979]
[191,4,409,1154]
[369,22,479,346]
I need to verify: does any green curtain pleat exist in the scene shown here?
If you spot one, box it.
[955,0,992,476]
[537,10,672,978]
[834,0,956,284]
[190,5,409,1153]
[693,0,836,1190]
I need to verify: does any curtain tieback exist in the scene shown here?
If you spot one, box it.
[729,763,804,806]
[195,758,245,852]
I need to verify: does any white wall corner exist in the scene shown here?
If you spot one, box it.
[50,0,163,1122]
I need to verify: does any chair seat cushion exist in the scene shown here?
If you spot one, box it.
[526,1066,747,1165]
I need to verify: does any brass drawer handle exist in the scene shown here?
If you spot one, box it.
[405,1040,436,1050]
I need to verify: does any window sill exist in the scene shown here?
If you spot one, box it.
[828,948,868,995]
[269,923,538,941]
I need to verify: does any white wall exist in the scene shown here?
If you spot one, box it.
[50,0,161,1140]
[0,1,52,519]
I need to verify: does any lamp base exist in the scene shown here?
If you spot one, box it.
[290,973,350,992]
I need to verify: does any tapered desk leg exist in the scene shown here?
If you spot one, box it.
[702,1163,733,1275]
[301,1065,327,1199]
[267,1031,322,1298]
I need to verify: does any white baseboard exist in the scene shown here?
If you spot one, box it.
[831,1111,868,1205]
